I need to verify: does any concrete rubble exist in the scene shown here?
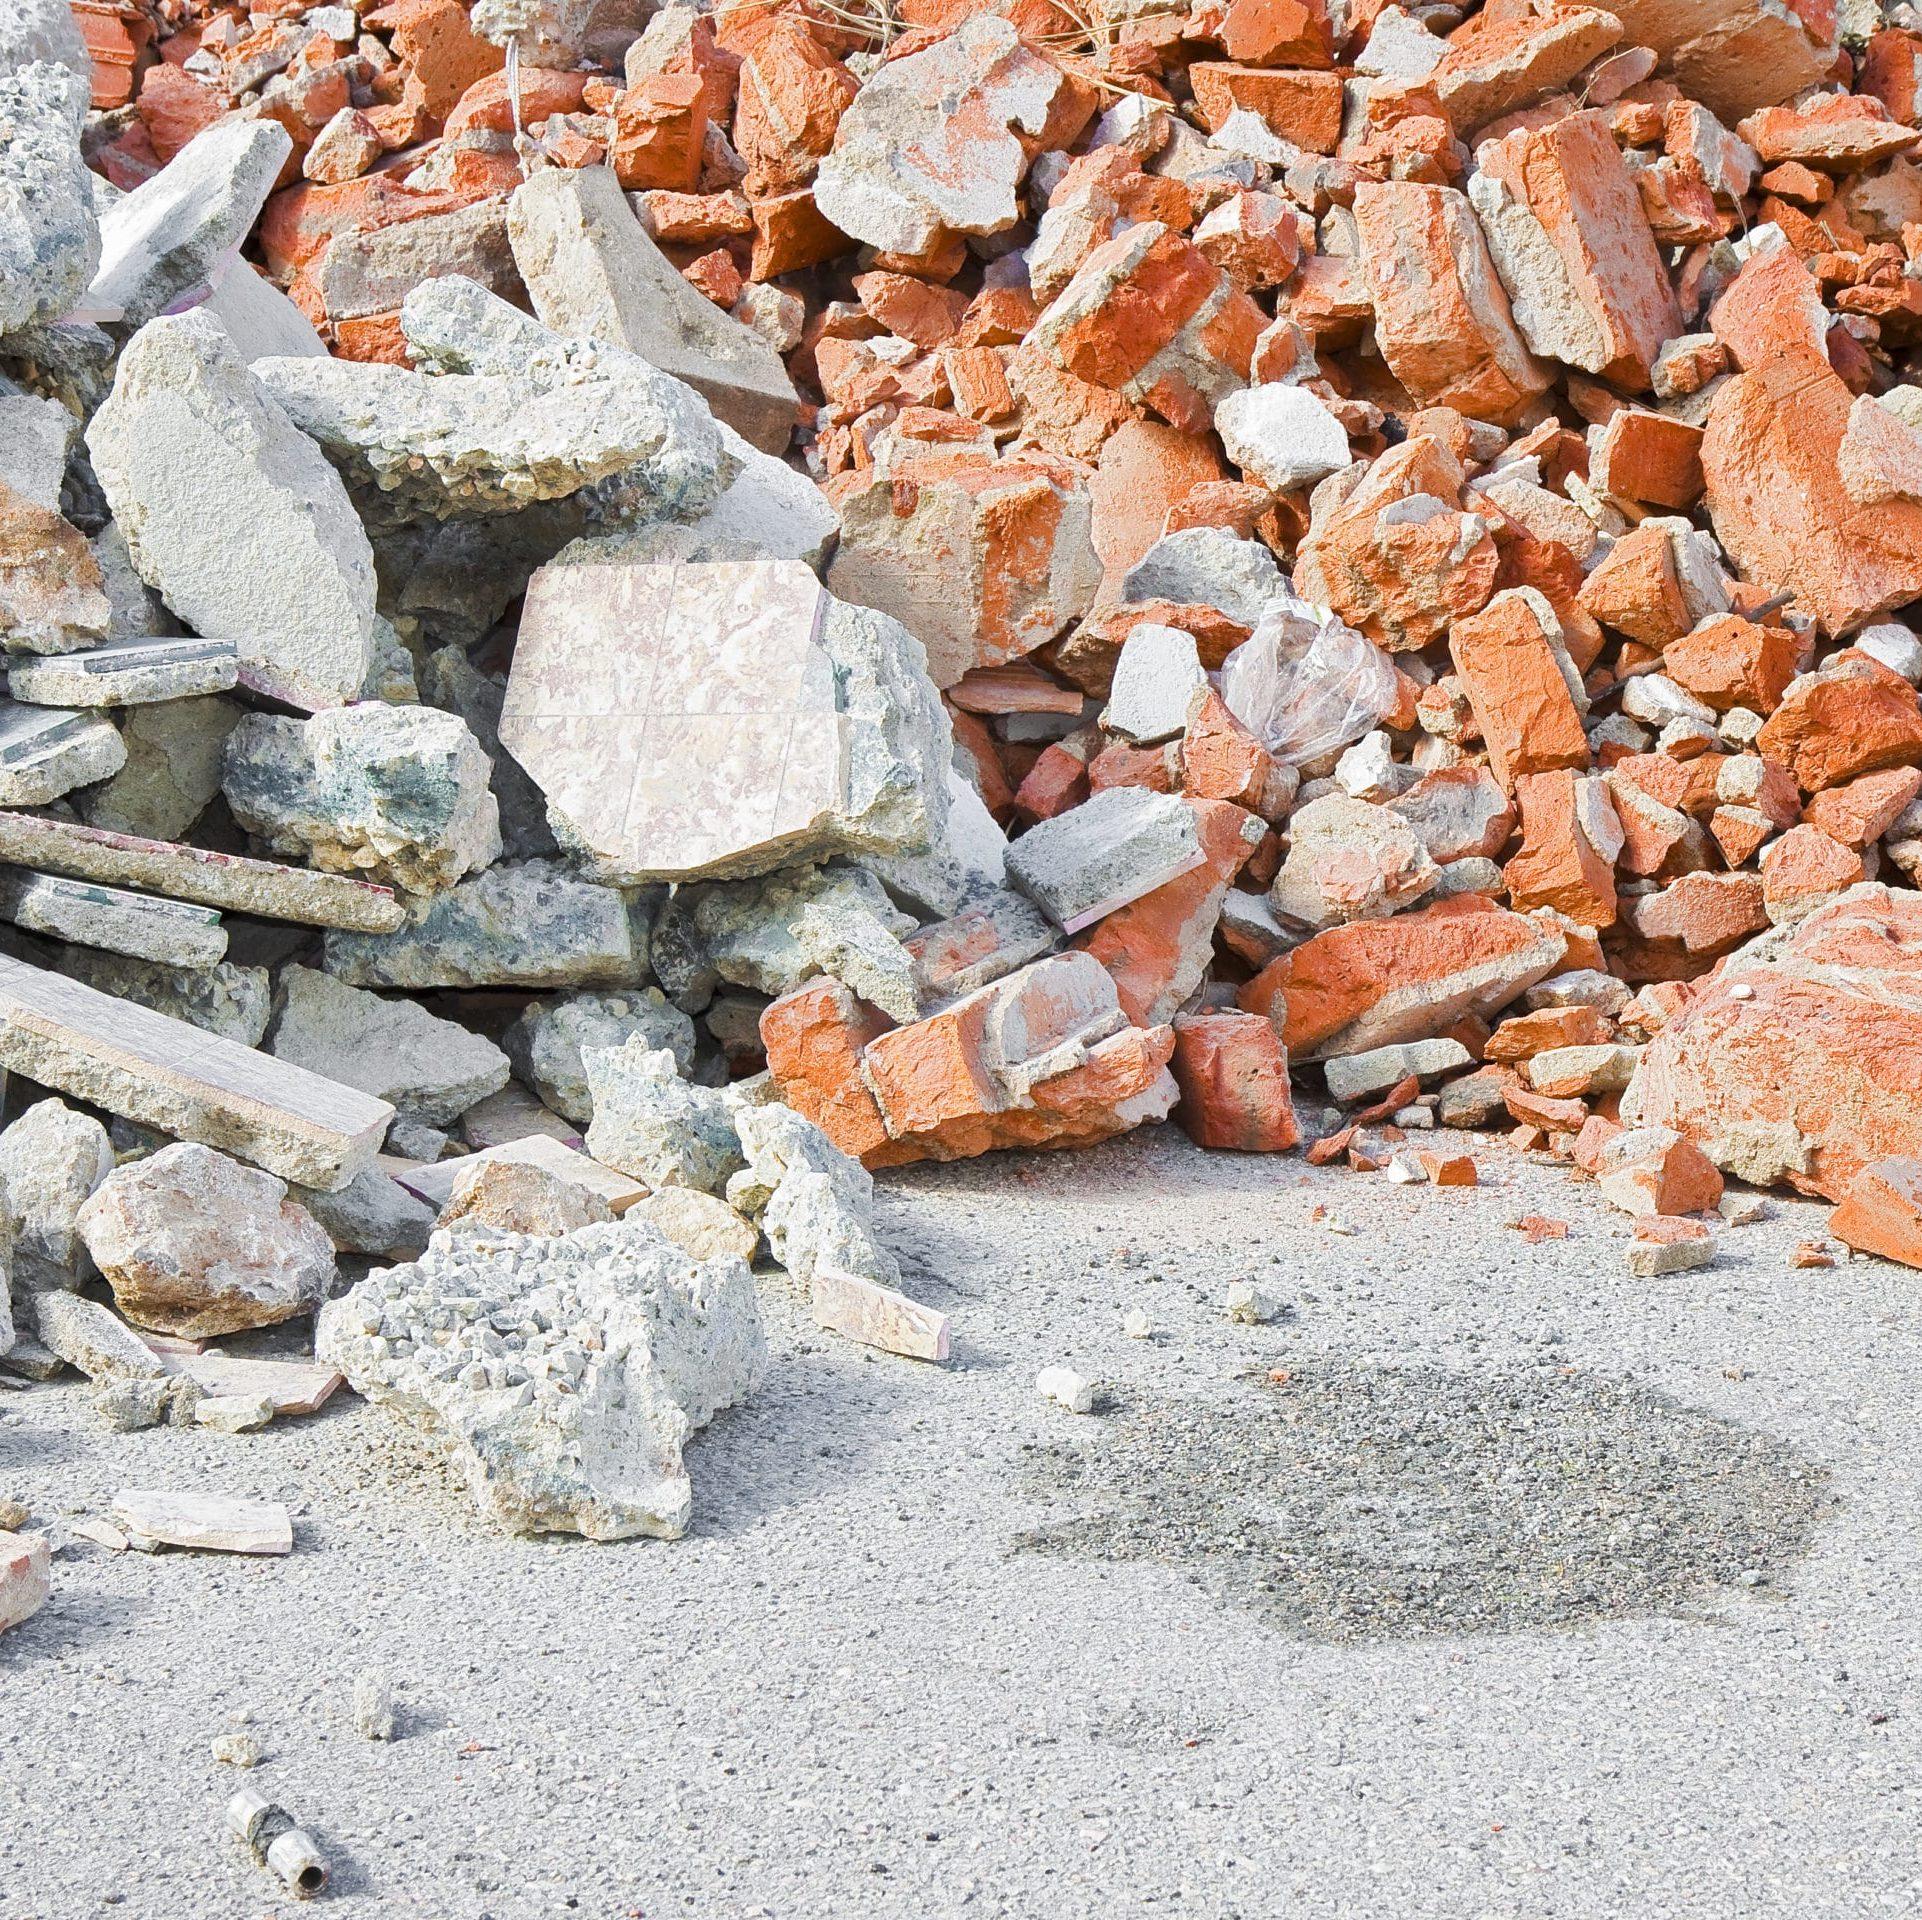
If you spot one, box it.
[316,1217,764,1539]
[7,0,1922,1586]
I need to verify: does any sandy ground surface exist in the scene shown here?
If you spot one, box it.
[3,1127,1919,1920]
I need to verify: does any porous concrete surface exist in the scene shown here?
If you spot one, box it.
[2,1128,1917,1919]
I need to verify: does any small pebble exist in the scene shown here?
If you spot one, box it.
[353,1667,398,1741]
[1225,1281,1281,1324]
[210,1731,262,1768]
[1122,1309,1152,1340]
[1036,1366,1094,1414]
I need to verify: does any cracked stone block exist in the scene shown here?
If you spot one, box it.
[501,557,949,886]
[268,965,510,1127]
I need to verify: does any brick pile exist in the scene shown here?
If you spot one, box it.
[15,0,1922,1284]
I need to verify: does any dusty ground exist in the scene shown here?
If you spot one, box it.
[3,1127,1919,1920]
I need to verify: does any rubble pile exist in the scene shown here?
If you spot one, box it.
[11,0,1922,1562]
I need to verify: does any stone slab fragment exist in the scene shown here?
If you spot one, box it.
[0,700,126,805]
[0,954,392,1191]
[811,1265,952,1362]
[0,811,404,932]
[393,1132,646,1213]
[8,633,237,708]
[0,871,226,968]
[109,1488,292,1554]
[158,1350,344,1415]
[502,558,945,885]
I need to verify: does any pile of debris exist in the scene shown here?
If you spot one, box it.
[10,0,1922,1587]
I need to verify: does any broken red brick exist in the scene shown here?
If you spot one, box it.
[1171,1010,1300,1152]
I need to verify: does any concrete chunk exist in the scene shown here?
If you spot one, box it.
[30,1290,168,1380]
[84,119,292,328]
[78,1142,335,1337]
[269,966,509,1127]
[508,165,799,454]
[223,705,500,898]
[1323,1037,1474,1103]
[255,300,731,524]
[1006,786,1205,932]
[0,62,96,336]
[0,1096,111,1290]
[1103,624,1206,746]
[317,1217,765,1540]
[322,859,653,990]
[86,310,377,709]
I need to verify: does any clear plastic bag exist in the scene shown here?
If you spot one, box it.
[1218,590,1399,768]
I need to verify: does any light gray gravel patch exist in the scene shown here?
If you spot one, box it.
[2,1128,1921,1920]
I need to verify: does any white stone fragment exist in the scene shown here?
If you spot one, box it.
[1104,625,1206,746]
[86,310,377,709]
[1036,1365,1095,1414]
[1214,384,1351,493]
[1224,1279,1281,1323]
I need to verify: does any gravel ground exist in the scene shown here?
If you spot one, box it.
[3,1127,1919,1920]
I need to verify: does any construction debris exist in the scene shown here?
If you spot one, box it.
[0,1529,51,1632]
[4,0,1922,1598]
